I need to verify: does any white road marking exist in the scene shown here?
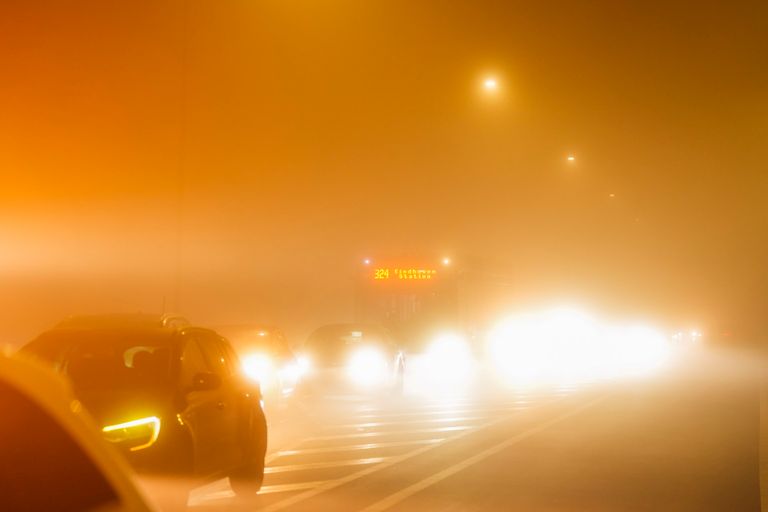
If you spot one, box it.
[188,480,230,507]
[190,479,334,506]
[355,399,531,413]
[259,480,334,495]
[360,395,609,512]
[266,457,391,474]
[333,416,484,429]
[257,412,523,512]
[189,394,567,508]
[276,438,443,457]
[355,406,531,420]
[188,488,234,505]
[305,425,472,443]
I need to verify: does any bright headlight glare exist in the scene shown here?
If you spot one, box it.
[296,355,311,375]
[279,362,301,383]
[488,308,671,385]
[426,334,473,377]
[242,353,273,384]
[347,347,388,387]
[102,416,161,452]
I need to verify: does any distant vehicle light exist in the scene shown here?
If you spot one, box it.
[346,347,389,387]
[425,333,473,380]
[279,362,301,385]
[242,353,274,386]
[102,416,161,452]
[296,355,311,376]
[488,308,670,386]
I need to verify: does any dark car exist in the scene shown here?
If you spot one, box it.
[299,323,405,394]
[20,314,267,499]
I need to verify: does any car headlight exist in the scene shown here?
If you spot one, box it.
[279,362,301,383]
[346,347,388,387]
[425,333,473,380]
[102,416,161,452]
[242,353,273,386]
[296,355,311,376]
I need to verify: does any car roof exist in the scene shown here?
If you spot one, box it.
[0,353,157,511]
[214,324,284,338]
[55,313,190,330]
[309,323,391,337]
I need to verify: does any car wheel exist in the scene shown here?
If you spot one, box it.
[229,406,267,497]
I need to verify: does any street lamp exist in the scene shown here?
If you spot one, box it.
[483,77,498,92]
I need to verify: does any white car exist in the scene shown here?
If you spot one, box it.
[0,353,157,512]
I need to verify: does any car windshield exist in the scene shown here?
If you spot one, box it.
[305,325,393,364]
[218,326,294,360]
[245,331,289,354]
[24,330,174,392]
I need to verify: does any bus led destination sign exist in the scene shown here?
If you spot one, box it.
[373,268,438,281]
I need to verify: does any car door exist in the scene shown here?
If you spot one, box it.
[177,331,234,476]
[195,331,244,470]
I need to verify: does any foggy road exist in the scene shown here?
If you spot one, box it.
[184,348,762,512]
[4,2,768,511]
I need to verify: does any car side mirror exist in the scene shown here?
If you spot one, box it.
[190,372,221,391]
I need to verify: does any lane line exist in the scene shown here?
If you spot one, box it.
[260,481,333,495]
[360,394,609,512]
[355,406,532,420]
[266,457,391,474]
[257,395,574,512]
[276,438,443,457]
[305,425,472,443]
[355,398,536,413]
[333,416,485,429]
[189,479,332,506]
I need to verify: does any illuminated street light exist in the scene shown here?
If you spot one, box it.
[567,155,576,163]
[442,257,451,266]
[363,258,371,265]
[483,77,498,92]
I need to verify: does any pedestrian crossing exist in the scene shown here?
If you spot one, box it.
[188,387,577,509]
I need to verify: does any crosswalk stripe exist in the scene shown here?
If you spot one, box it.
[276,438,443,457]
[333,416,485,429]
[355,406,531,420]
[266,457,390,474]
[260,480,331,495]
[304,425,472,443]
